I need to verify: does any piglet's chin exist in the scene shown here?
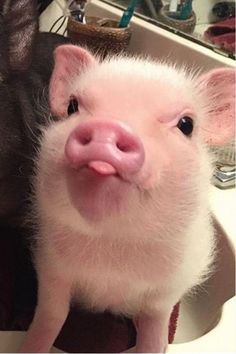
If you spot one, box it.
[65,165,132,222]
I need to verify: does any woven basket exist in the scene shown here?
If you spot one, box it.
[67,16,132,58]
[157,5,196,34]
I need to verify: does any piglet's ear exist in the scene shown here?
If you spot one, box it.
[49,45,96,117]
[197,68,235,146]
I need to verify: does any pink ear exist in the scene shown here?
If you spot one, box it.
[49,45,96,117]
[197,68,235,146]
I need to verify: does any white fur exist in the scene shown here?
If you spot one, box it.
[21,54,224,353]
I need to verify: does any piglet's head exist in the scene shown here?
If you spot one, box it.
[50,45,235,148]
[46,44,235,226]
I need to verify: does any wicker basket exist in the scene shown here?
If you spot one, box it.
[67,16,132,58]
[157,5,196,34]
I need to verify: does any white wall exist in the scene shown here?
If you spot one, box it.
[39,0,235,72]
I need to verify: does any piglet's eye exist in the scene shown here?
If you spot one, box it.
[67,98,79,116]
[177,116,194,137]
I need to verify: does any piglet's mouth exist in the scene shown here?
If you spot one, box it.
[87,160,118,176]
[65,160,131,220]
[69,160,122,180]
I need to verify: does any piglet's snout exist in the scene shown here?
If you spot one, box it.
[65,120,145,176]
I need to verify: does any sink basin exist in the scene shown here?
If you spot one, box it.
[170,218,235,351]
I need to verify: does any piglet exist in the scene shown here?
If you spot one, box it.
[20,45,235,353]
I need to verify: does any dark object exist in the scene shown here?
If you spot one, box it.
[157,5,196,34]
[204,16,235,53]
[55,303,180,352]
[0,224,36,330]
[68,98,79,116]
[212,1,235,20]
[0,0,69,226]
[0,0,68,341]
[177,116,194,136]
[67,16,132,58]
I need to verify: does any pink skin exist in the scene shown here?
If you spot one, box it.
[64,119,145,220]
[65,119,145,176]
[134,312,171,353]
[20,45,235,353]
[19,266,71,353]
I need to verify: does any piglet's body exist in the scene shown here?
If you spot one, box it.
[20,46,235,353]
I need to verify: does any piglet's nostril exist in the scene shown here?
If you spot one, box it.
[80,136,92,145]
[77,130,92,146]
[116,142,133,153]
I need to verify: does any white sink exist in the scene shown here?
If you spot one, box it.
[169,217,235,352]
